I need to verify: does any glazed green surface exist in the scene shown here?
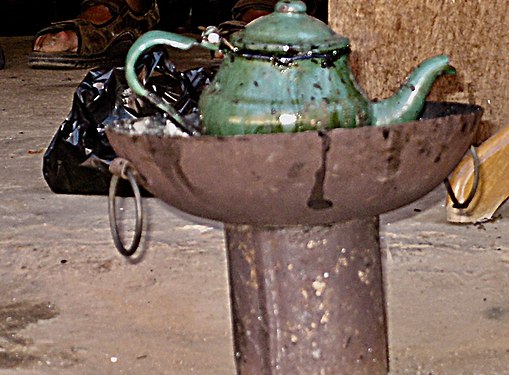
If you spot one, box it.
[125,1,456,136]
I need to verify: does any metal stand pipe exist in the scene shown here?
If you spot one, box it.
[225,217,388,375]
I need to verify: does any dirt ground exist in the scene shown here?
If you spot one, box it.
[1,36,509,375]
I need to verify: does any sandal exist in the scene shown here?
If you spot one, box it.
[28,0,160,69]
[231,0,275,21]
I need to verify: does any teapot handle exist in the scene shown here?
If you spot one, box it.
[125,29,220,134]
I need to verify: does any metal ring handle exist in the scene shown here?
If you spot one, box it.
[108,169,143,257]
[444,145,480,209]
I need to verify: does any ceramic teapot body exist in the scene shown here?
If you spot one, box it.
[125,0,455,135]
[199,51,372,135]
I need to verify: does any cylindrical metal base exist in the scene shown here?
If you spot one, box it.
[225,217,388,375]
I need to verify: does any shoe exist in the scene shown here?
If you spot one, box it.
[231,0,274,21]
[28,0,159,69]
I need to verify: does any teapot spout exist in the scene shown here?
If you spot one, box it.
[371,55,456,126]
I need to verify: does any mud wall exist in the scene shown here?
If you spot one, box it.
[329,0,508,141]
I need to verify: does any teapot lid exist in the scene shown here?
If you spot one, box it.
[229,0,349,55]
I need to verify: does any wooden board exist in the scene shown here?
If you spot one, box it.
[446,126,509,223]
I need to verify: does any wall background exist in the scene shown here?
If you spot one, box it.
[329,0,508,142]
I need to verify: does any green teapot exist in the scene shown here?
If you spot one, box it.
[125,0,456,136]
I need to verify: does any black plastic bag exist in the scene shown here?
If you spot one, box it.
[42,50,216,195]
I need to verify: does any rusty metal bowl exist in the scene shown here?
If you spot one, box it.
[106,102,482,226]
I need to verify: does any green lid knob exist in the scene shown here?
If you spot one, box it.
[275,0,307,14]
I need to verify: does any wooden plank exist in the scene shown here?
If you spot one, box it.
[446,126,509,223]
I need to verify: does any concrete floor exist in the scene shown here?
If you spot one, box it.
[1,36,509,375]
